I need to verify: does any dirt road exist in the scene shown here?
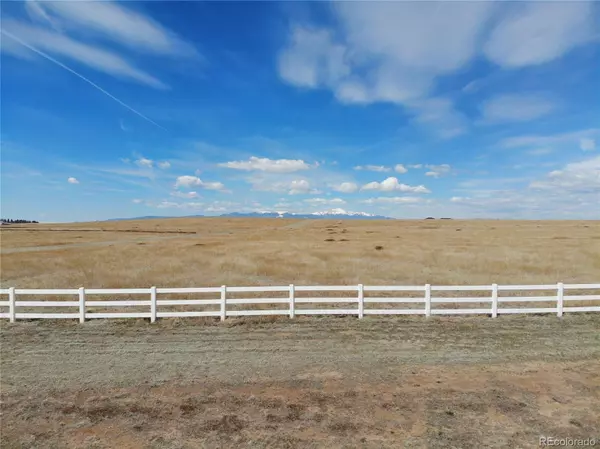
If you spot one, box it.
[2,315,599,448]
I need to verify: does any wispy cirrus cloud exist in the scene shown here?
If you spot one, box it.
[170,191,200,199]
[481,94,557,123]
[483,1,595,68]
[500,129,600,150]
[304,197,346,206]
[424,164,452,178]
[24,1,199,59]
[580,138,596,152]
[2,20,168,89]
[354,165,390,172]
[361,196,423,205]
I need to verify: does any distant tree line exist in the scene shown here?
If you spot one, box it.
[1,218,39,224]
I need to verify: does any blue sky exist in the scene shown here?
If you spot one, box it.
[1,1,599,222]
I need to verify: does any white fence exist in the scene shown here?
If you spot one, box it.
[1,283,599,323]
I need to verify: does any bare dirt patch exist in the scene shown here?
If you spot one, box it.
[1,315,599,448]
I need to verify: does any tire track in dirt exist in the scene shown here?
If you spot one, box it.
[2,315,599,394]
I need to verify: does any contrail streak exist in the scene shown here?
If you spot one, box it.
[1,29,167,131]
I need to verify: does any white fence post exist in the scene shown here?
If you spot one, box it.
[8,287,16,323]
[150,286,157,323]
[425,284,431,317]
[358,284,364,319]
[78,287,86,323]
[557,282,564,317]
[491,283,498,318]
[289,284,295,319]
[220,285,227,321]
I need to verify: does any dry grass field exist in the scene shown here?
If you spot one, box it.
[2,217,600,288]
[1,218,599,448]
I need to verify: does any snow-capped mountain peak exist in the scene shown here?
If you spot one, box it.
[220,209,391,219]
[310,208,376,217]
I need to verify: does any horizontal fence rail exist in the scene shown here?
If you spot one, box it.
[0,283,599,323]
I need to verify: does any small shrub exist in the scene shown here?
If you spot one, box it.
[375,245,383,250]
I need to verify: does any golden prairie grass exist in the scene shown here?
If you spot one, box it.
[2,218,599,288]
[0,218,600,312]
[1,218,599,314]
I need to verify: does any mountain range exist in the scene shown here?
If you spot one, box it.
[108,208,393,221]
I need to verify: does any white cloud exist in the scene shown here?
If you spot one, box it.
[483,2,595,68]
[451,156,600,219]
[0,30,37,60]
[278,2,595,139]
[175,175,225,191]
[249,176,318,195]
[156,201,179,209]
[29,1,198,58]
[135,157,153,168]
[25,0,61,31]
[1,19,167,89]
[278,3,492,136]
[304,198,346,205]
[409,97,468,138]
[155,201,204,210]
[424,164,452,178]
[481,94,557,122]
[219,156,310,173]
[157,161,171,169]
[500,129,600,150]
[462,80,481,94]
[580,138,596,152]
[354,165,390,172]
[336,2,492,74]
[361,197,423,204]
[132,198,143,204]
[408,164,423,169]
[529,156,600,193]
[288,179,312,195]
[175,176,201,188]
[394,164,407,174]
[201,182,225,191]
[205,206,227,213]
[67,177,79,184]
[332,182,358,194]
[170,191,199,199]
[361,177,430,194]
[277,26,349,89]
